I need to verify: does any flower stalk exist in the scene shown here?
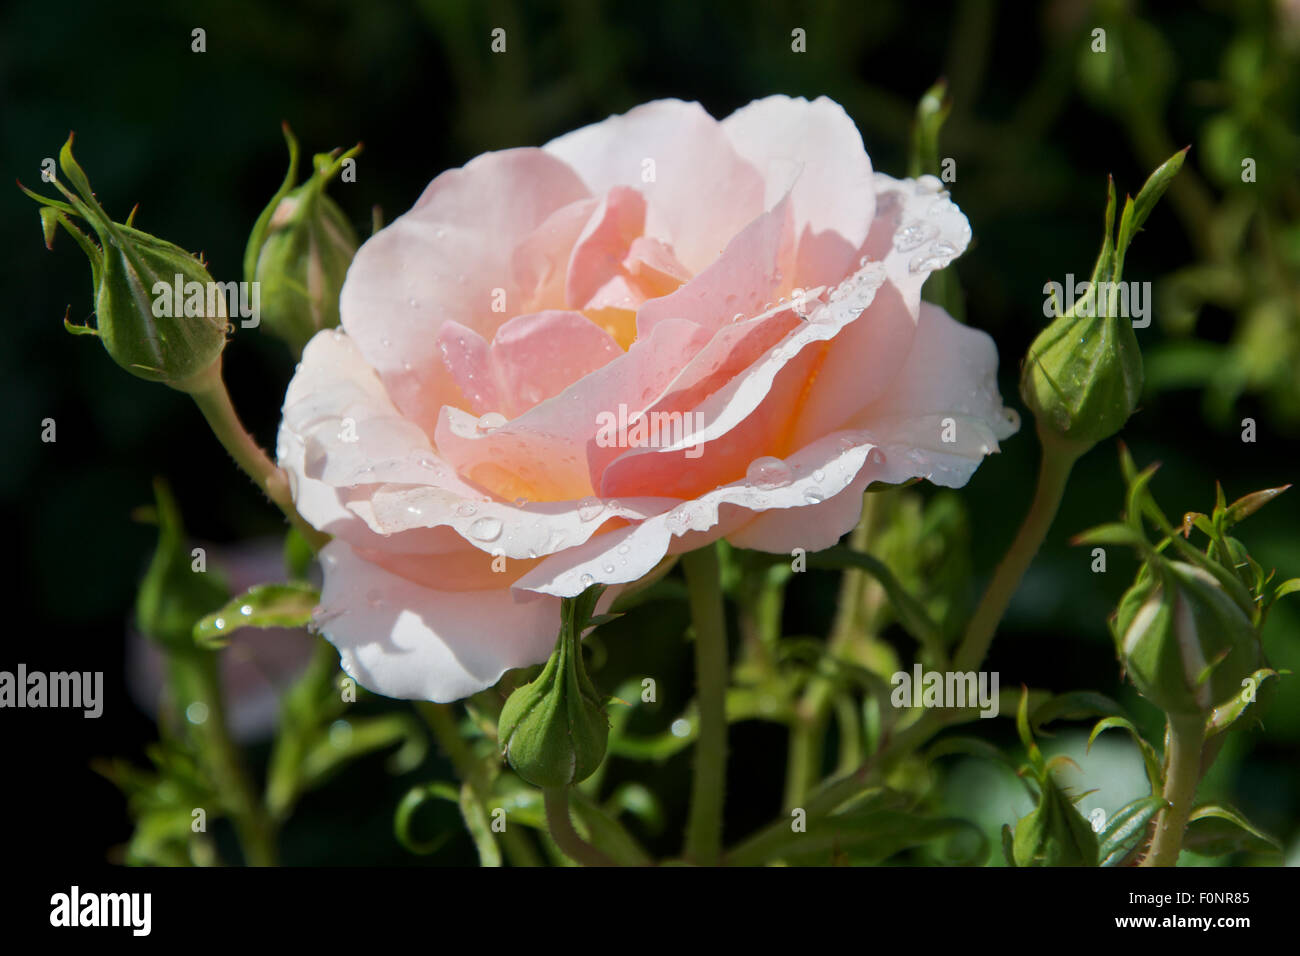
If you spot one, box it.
[682,544,729,865]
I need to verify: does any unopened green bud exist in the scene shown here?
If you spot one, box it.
[497,588,610,788]
[244,125,360,356]
[1021,309,1142,445]
[1022,150,1186,446]
[1114,560,1262,716]
[23,136,229,390]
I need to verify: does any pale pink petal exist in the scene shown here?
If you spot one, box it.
[315,540,560,702]
[490,310,623,416]
[850,301,1019,488]
[636,196,797,338]
[433,316,712,501]
[340,149,590,434]
[722,95,875,287]
[566,186,648,309]
[544,99,765,274]
[434,320,501,416]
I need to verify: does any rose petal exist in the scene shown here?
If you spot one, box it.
[544,99,765,274]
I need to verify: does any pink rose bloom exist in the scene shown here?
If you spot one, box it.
[277,96,1017,702]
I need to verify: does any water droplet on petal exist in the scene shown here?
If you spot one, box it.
[577,498,605,521]
[469,516,503,542]
[803,488,826,504]
[579,573,594,589]
[813,469,825,482]
[746,456,793,490]
[893,220,939,253]
[476,412,507,434]
[455,502,477,517]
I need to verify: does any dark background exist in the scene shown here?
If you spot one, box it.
[2,0,1297,866]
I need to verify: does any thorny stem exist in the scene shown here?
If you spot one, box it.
[183,359,329,552]
[1142,715,1205,867]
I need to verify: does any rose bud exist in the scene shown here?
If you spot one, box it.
[24,136,228,391]
[497,587,610,789]
[244,125,360,357]
[1022,150,1186,446]
[1113,559,1263,717]
[1020,306,1143,446]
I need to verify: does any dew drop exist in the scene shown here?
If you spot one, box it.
[455,502,477,517]
[579,573,594,588]
[469,516,503,541]
[577,497,605,521]
[803,488,826,504]
[746,456,793,490]
[893,220,939,253]
[813,468,825,482]
[476,412,507,434]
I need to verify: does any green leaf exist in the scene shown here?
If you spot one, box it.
[1098,796,1168,866]
[1183,804,1282,857]
[1071,522,1150,550]
[1205,668,1280,738]
[1274,578,1300,602]
[1088,716,1164,794]
[1031,691,1125,733]
[774,809,987,867]
[192,581,319,648]
[299,713,427,790]
[925,735,1021,775]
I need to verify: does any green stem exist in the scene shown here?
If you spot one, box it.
[417,702,543,867]
[184,359,329,552]
[1142,715,1205,867]
[952,426,1088,673]
[168,649,278,866]
[681,544,729,866]
[785,496,884,809]
[544,788,617,867]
